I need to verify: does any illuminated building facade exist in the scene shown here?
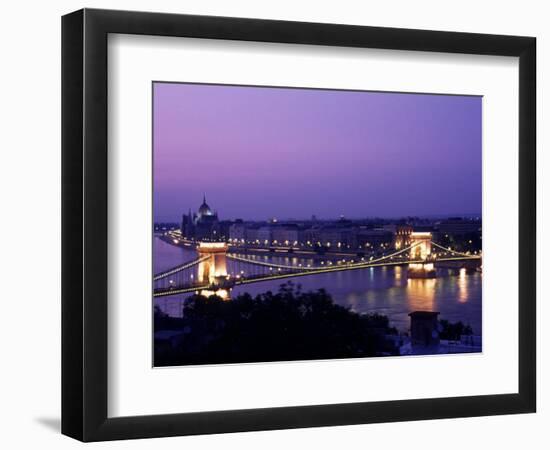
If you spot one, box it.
[394,225,413,250]
[356,228,393,250]
[181,194,222,241]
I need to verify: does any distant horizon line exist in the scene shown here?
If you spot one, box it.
[153,212,482,223]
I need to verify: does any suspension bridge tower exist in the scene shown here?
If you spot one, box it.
[408,232,436,279]
[196,242,232,299]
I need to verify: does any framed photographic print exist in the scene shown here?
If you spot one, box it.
[62,8,536,441]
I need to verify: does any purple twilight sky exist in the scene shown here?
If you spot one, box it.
[153,82,481,222]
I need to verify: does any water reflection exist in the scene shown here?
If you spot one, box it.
[458,267,468,303]
[394,265,402,282]
[153,237,482,334]
[406,278,436,312]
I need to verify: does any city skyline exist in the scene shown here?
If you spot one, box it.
[153,83,482,222]
[156,192,481,224]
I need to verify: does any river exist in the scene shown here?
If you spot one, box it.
[153,236,482,334]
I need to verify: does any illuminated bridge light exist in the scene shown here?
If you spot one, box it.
[154,239,480,298]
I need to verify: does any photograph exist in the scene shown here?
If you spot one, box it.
[152,82,483,367]
[0,1,541,446]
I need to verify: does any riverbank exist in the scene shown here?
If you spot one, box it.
[153,235,483,335]
[156,232,377,261]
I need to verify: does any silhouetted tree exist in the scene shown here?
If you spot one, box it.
[154,282,399,366]
[439,319,473,340]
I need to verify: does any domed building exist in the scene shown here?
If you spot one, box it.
[181,194,221,241]
[197,195,214,220]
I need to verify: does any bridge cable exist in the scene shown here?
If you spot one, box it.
[226,242,423,271]
[430,241,480,259]
[153,255,212,281]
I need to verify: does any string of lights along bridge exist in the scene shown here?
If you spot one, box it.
[153,232,482,299]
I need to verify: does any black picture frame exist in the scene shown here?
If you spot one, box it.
[62,8,536,442]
